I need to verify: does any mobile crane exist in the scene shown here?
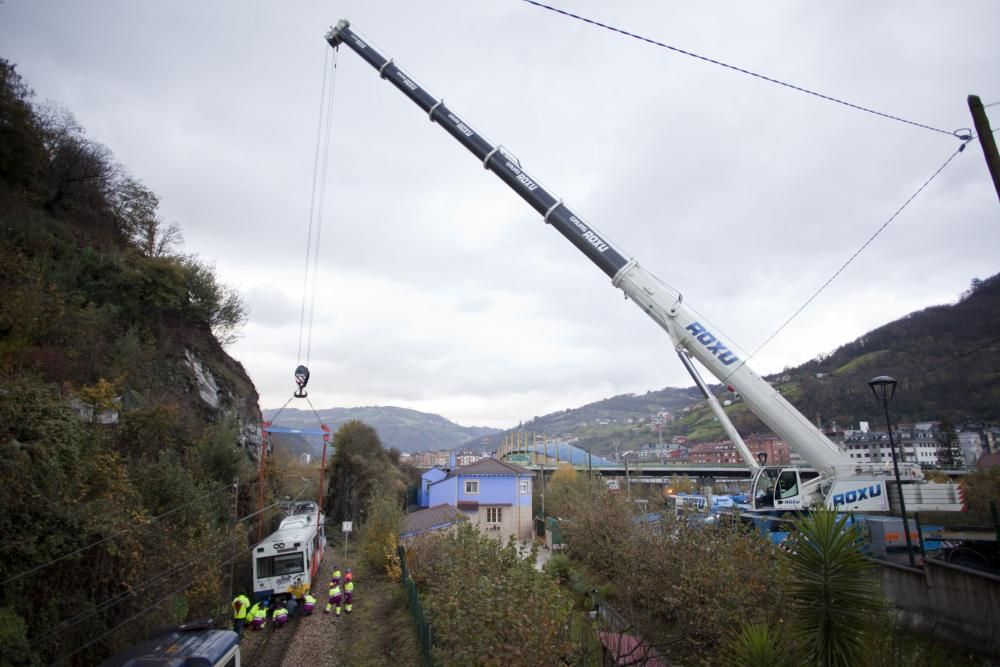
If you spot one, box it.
[324,20,964,514]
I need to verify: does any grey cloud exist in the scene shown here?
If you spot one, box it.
[4,0,998,425]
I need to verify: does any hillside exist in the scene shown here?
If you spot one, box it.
[262,405,499,455]
[464,275,1000,456]
[0,60,265,665]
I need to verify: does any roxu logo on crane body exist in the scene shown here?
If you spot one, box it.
[685,322,740,366]
[831,483,883,508]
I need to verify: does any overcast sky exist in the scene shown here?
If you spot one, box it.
[3,1,998,428]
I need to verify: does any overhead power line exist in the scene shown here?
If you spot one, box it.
[520,0,963,139]
[0,482,234,587]
[37,522,257,645]
[49,549,245,666]
[38,488,305,647]
[913,335,1000,380]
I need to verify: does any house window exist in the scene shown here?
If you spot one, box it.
[465,480,479,494]
[486,507,502,523]
[520,480,528,494]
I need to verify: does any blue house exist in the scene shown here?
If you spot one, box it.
[427,458,533,541]
[418,466,448,507]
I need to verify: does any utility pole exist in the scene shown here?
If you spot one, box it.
[625,454,631,500]
[541,436,547,518]
[968,94,1000,203]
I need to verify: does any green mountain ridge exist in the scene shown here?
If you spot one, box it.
[461,275,1000,457]
[262,405,499,455]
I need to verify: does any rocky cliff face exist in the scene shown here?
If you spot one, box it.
[180,338,262,458]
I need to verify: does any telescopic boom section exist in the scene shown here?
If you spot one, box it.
[325,20,628,278]
[324,20,869,477]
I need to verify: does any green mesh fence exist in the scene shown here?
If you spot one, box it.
[398,546,434,666]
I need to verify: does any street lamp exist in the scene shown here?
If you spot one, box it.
[868,375,916,567]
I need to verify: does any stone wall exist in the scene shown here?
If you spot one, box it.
[875,558,1000,658]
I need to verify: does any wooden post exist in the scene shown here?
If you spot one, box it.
[968,95,1000,203]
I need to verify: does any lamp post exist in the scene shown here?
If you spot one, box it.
[868,375,916,567]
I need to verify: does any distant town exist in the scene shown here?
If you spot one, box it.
[293,417,998,471]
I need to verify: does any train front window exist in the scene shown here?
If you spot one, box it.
[257,552,304,579]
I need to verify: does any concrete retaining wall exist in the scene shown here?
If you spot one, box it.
[875,558,1000,657]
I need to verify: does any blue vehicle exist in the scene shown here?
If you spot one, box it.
[99,620,240,667]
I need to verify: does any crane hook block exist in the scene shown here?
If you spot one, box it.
[294,365,310,398]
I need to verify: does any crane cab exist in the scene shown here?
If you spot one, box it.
[751,466,821,511]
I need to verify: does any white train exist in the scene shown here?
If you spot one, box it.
[252,501,326,601]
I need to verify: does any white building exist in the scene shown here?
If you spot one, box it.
[958,430,984,467]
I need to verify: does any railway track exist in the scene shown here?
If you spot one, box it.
[244,614,300,667]
[246,552,339,666]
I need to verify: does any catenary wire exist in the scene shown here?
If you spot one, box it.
[722,141,970,383]
[0,483,233,587]
[36,501,284,646]
[49,549,245,666]
[38,523,258,645]
[38,486,307,647]
[520,0,961,138]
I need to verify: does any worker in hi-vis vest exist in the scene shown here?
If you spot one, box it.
[272,600,289,627]
[344,579,354,613]
[302,592,317,615]
[232,593,250,636]
[249,599,268,631]
[326,580,343,616]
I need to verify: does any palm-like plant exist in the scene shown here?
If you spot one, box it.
[785,510,881,666]
[722,621,793,667]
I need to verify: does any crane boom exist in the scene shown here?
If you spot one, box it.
[325,20,853,473]
[324,20,967,513]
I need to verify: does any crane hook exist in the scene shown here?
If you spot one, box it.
[294,365,310,398]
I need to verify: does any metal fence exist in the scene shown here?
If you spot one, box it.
[398,545,434,666]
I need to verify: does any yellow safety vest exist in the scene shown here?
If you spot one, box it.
[289,580,308,599]
[345,581,354,594]
[233,595,250,619]
[304,594,316,605]
[329,584,342,597]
